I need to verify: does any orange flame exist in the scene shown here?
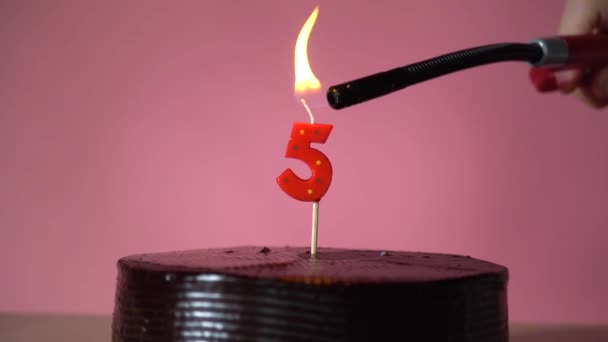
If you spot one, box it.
[294,6,321,123]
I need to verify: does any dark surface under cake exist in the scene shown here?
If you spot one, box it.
[112,246,509,342]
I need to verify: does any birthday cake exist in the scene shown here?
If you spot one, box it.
[112,246,508,341]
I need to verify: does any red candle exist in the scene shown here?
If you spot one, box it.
[277,122,333,202]
[281,6,328,255]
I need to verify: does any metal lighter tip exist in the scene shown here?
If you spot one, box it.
[326,87,343,109]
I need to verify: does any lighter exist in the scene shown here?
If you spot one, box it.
[326,34,608,109]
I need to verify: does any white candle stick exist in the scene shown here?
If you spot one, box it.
[311,201,319,255]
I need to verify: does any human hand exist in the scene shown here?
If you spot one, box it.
[558,0,608,108]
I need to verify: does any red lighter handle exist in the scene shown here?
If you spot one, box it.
[529,34,608,92]
[561,34,608,66]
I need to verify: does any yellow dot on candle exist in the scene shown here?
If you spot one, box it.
[307,189,313,195]
[299,129,305,135]
[315,160,321,166]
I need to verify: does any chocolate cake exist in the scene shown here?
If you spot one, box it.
[112,246,509,341]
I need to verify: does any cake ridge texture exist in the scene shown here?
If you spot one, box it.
[112,246,509,341]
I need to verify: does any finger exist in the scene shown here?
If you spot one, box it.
[572,67,608,108]
[555,69,583,93]
[573,87,608,108]
[589,66,608,104]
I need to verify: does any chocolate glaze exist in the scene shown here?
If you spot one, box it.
[112,246,509,341]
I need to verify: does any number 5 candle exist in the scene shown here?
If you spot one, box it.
[277,6,332,255]
[277,121,332,202]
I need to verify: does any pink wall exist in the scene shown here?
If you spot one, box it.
[1,0,607,324]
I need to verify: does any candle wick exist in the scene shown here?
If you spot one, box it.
[300,98,315,124]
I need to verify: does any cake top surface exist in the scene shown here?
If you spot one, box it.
[119,246,507,284]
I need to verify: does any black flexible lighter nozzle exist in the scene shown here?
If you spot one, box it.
[327,43,543,110]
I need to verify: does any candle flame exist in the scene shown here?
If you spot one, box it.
[294,6,321,123]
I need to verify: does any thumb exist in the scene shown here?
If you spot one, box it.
[556,1,597,92]
[558,0,598,35]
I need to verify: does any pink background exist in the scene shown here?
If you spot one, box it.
[2,0,607,324]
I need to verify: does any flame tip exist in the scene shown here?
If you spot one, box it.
[294,6,321,96]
